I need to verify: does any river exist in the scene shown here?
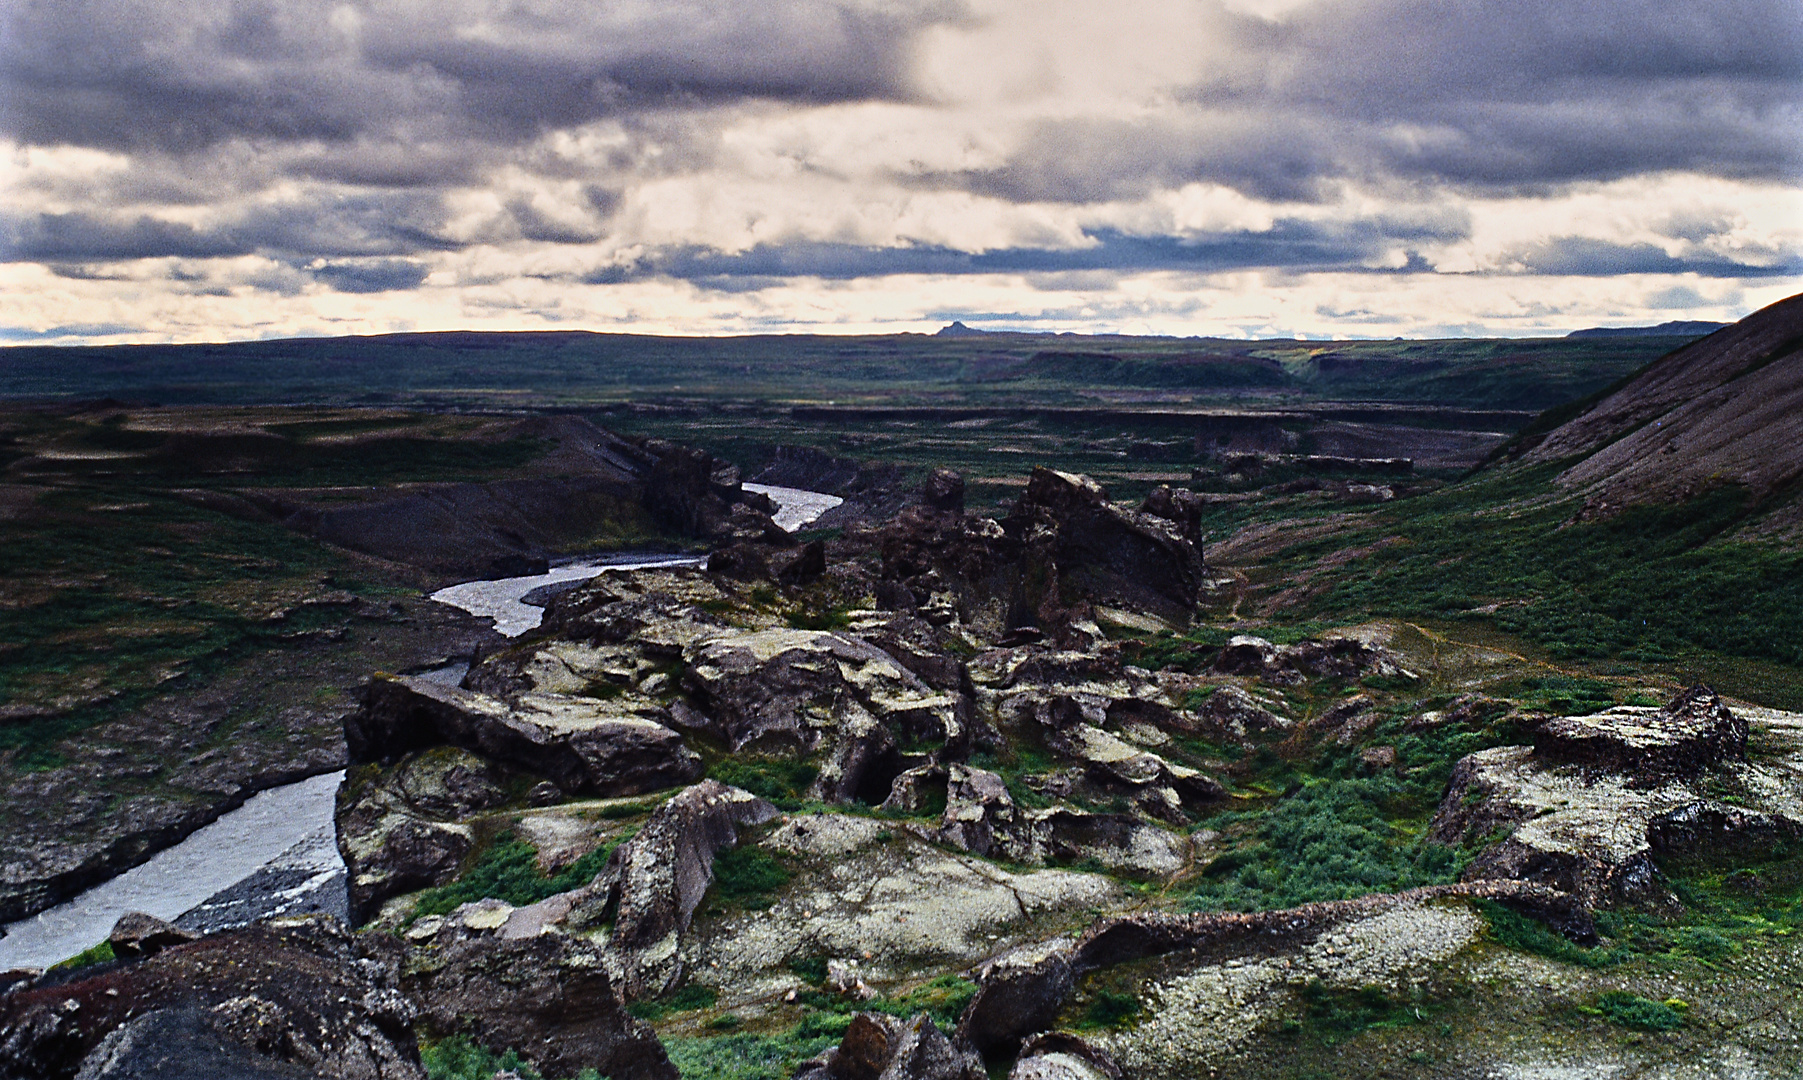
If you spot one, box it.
[0,483,840,970]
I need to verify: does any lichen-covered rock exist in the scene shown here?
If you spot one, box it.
[335,767,475,926]
[345,675,702,797]
[1429,744,1693,908]
[0,916,420,1080]
[682,628,965,754]
[1188,684,1291,738]
[684,815,1125,1002]
[1432,691,1802,910]
[938,765,1027,859]
[791,1012,984,1080]
[1532,685,1746,780]
[402,932,675,1080]
[1008,1033,1123,1080]
[1212,634,1414,686]
[957,940,1076,1055]
[564,780,779,997]
[1647,801,1803,861]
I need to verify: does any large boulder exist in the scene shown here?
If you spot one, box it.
[0,917,420,1080]
[1001,469,1205,629]
[1212,634,1415,686]
[106,912,197,961]
[564,780,780,997]
[682,629,965,754]
[335,760,480,926]
[1008,1033,1123,1080]
[791,1012,985,1080]
[1531,686,1746,781]
[402,931,675,1080]
[345,675,702,796]
[956,940,1076,1056]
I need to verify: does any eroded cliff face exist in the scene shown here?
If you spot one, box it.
[8,468,1803,1080]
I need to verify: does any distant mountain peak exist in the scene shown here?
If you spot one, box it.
[1565,320,1729,339]
[935,321,991,337]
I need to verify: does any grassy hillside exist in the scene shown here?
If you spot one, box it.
[0,331,1691,412]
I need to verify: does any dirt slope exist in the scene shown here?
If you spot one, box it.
[1520,291,1803,515]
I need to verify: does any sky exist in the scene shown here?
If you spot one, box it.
[2,0,1799,344]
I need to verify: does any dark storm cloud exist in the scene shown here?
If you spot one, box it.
[1,0,1795,288]
[1508,237,1800,278]
[948,0,1803,201]
[583,216,1468,283]
[310,258,432,293]
[0,193,458,264]
[0,0,962,156]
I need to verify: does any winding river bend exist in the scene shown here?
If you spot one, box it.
[0,484,839,970]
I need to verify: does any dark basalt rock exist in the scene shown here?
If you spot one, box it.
[345,675,702,796]
[1647,801,1803,861]
[565,780,779,997]
[1213,634,1414,686]
[792,1012,984,1080]
[403,933,675,1080]
[336,777,474,926]
[67,1007,316,1080]
[1532,685,1746,780]
[1189,684,1291,738]
[956,942,1075,1056]
[938,765,1027,859]
[681,630,962,755]
[106,912,197,961]
[0,917,420,1080]
[1002,468,1204,629]
[1138,485,1205,546]
[921,469,966,514]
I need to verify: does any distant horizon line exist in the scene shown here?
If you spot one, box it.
[0,319,1735,349]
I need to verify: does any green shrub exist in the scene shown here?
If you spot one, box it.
[1081,990,1142,1030]
[628,983,720,1021]
[708,759,818,806]
[50,939,115,972]
[708,845,792,910]
[410,831,628,922]
[420,1035,603,1080]
[664,1031,839,1080]
[1588,991,1685,1031]
[1186,776,1463,913]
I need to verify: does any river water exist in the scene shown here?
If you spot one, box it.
[0,483,839,970]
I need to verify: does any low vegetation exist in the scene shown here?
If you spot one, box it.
[410,831,631,922]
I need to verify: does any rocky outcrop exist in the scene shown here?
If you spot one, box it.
[401,930,675,1080]
[336,761,479,926]
[1009,1033,1123,1080]
[565,781,779,997]
[792,1012,985,1080]
[682,629,965,755]
[1002,469,1205,629]
[1433,689,1799,909]
[957,941,1076,1055]
[345,675,703,796]
[1212,634,1415,686]
[1648,801,1803,861]
[921,469,966,514]
[106,913,197,961]
[1531,686,1746,780]
[0,917,420,1080]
